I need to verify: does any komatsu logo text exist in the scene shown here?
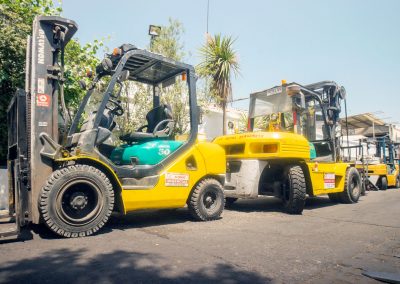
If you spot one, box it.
[37,29,45,65]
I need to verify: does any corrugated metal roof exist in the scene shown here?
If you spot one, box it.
[341,113,386,129]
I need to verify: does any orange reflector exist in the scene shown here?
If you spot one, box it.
[113,48,121,56]
[182,72,187,81]
[263,144,278,153]
[86,69,93,78]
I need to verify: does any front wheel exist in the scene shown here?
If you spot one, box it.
[339,167,361,203]
[188,178,225,221]
[281,165,306,214]
[39,164,114,238]
[377,176,388,190]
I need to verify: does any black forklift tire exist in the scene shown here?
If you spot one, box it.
[39,164,114,238]
[188,178,225,221]
[328,193,341,203]
[339,167,361,204]
[225,197,238,207]
[282,165,306,214]
[377,176,388,190]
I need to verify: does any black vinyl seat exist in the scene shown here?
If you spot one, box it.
[120,104,174,143]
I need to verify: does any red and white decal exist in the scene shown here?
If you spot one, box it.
[324,173,335,189]
[165,173,189,187]
[36,93,50,107]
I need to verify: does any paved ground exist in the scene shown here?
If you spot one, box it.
[0,189,399,284]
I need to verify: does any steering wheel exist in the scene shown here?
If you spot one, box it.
[153,119,174,135]
[106,98,124,116]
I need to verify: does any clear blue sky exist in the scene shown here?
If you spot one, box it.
[62,0,400,123]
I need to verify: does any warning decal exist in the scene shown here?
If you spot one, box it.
[324,173,335,189]
[165,172,189,187]
[36,94,50,107]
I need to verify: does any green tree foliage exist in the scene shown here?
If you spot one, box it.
[63,39,104,111]
[0,0,61,164]
[0,0,103,164]
[197,34,240,135]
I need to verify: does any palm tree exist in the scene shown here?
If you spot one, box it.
[198,34,240,135]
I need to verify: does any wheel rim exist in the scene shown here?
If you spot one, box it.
[350,175,360,197]
[202,187,219,211]
[56,178,103,226]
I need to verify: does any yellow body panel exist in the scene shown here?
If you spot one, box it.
[357,164,399,187]
[122,142,225,212]
[214,131,352,196]
[387,173,397,186]
[307,162,349,195]
[57,142,226,214]
[213,132,310,160]
[361,164,387,176]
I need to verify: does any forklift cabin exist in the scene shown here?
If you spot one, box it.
[3,16,226,238]
[248,81,349,163]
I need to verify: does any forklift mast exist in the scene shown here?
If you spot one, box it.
[7,16,77,226]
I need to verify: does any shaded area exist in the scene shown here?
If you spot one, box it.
[225,196,338,213]
[0,248,270,284]
[25,208,194,240]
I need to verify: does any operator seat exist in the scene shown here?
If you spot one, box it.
[120,104,175,143]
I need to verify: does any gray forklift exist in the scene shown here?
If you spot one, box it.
[1,16,226,238]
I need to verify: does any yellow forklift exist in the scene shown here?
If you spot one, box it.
[214,81,362,214]
[362,136,400,190]
[1,16,226,238]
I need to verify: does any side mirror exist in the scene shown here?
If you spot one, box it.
[102,58,113,72]
[96,58,113,75]
[339,86,346,100]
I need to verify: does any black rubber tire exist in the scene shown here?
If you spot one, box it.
[39,164,114,238]
[225,197,238,207]
[339,167,361,204]
[188,178,224,221]
[328,193,341,203]
[377,176,388,190]
[282,165,306,214]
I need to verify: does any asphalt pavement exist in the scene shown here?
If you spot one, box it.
[0,189,399,283]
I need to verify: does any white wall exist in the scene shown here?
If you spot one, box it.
[200,106,245,141]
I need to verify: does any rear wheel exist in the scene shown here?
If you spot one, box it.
[40,164,114,237]
[339,167,361,203]
[188,178,224,221]
[281,165,306,214]
[377,176,388,190]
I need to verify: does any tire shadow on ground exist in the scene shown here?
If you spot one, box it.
[224,196,340,213]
